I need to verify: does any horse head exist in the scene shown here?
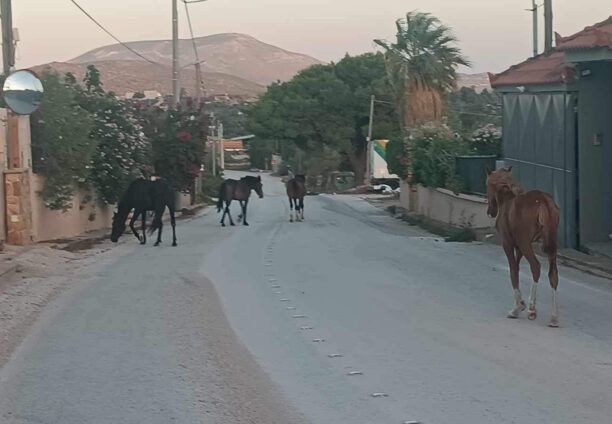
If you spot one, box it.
[485,166,518,218]
[243,175,264,198]
[110,210,127,242]
[254,175,264,198]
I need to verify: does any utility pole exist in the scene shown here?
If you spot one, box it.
[529,0,539,57]
[1,0,15,75]
[211,136,216,176]
[364,94,375,186]
[194,61,203,101]
[172,0,180,107]
[544,0,553,52]
[218,122,224,170]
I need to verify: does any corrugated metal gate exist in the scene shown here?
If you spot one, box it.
[502,92,578,248]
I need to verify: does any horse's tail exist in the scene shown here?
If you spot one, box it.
[216,182,224,213]
[538,196,560,255]
[148,214,162,235]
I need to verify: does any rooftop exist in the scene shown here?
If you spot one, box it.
[490,16,612,89]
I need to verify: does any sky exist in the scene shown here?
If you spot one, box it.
[10,0,612,74]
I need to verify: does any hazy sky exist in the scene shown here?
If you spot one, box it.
[11,0,612,74]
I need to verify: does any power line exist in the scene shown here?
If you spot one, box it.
[183,1,200,63]
[68,0,161,66]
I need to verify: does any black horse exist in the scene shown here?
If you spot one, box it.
[217,175,263,226]
[111,178,177,246]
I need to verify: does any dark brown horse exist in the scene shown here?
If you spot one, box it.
[216,175,264,226]
[486,167,561,327]
[286,174,306,222]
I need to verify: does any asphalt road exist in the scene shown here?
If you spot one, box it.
[0,172,610,424]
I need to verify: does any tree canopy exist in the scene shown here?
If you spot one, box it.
[247,52,401,181]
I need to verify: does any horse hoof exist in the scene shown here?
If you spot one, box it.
[140,241,146,245]
[507,311,520,319]
[527,310,537,320]
[230,223,235,226]
[244,222,249,226]
[172,243,177,247]
[548,317,560,328]
[154,242,161,247]
[221,223,226,227]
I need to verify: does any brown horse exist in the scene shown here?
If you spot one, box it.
[216,175,264,226]
[486,167,561,327]
[286,174,306,222]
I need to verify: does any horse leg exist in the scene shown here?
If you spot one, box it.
[522,245,541,321]
[242,199,249,226]
[289,198,294,222]
[547,252,560,327]
[226,200,235,226]
[140,212,147,245]
[503,244,526,318]
[220,203,227,226]
[154,210,163,246]
[299,197,305,221]
[129,211,142,243]
[169,204,177,247]
[237,200,244,224]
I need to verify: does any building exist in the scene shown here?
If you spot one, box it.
[222,135,255,170]
[490,16,612,252]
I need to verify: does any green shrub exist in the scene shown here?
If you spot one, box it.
[386,137,409,180]
[411,124,467,190]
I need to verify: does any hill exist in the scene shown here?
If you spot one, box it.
[69,33,323,86]
[31,61,265,99]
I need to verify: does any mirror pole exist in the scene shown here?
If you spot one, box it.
[6,111,20,169]
[1,0,14,75]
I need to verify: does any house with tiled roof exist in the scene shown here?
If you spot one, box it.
[490,16,612,251]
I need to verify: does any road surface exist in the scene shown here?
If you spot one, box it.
[0,172,611,424]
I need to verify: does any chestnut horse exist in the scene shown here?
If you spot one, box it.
[486,167,561,327]
[286,174,306,222]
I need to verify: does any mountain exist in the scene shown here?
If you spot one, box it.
[457,73,491,92]
[69,33,323,86]
[31,61,266,99]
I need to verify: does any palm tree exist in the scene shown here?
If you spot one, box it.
[375,12,470,129]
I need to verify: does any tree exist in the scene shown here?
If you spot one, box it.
[84,65,103,94]
[375,12,470,129]
[79,90,151,204]
[30,71,96,209]
[447,87,501,135]
[247,53,400,181]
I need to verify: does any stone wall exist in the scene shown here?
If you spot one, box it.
[4,169,33,245]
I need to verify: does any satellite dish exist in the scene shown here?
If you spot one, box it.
[2,69,44,115]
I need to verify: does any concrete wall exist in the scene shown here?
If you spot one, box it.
[30,174,113,242]
[577,61,612,243]
[415,186,493,229]
[400,181,493,229]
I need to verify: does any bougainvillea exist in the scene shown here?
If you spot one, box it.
[150,106,208,193]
